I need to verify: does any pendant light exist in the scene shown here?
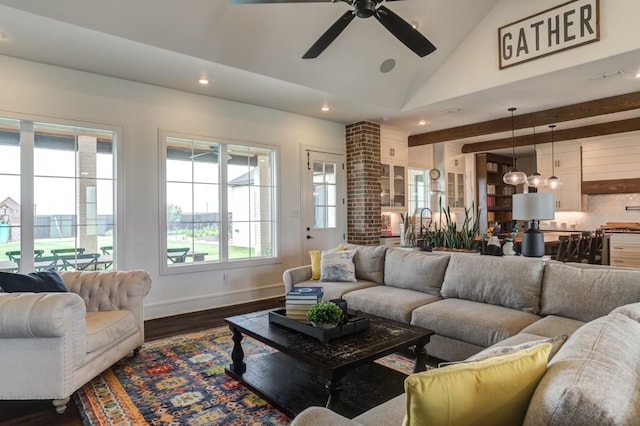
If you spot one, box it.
[525,126,544,188]
[502,107,527,186]
[547,124,561,189]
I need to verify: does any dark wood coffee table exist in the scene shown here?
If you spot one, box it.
[224,309,434,418]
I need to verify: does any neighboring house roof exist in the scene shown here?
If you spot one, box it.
[229,170,253,186]
[0,197,20,210]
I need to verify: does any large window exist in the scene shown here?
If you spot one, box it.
[408,168,431,217]
[161,132,277,271]
[0,117,117,273]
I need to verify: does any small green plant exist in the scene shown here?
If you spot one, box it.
[306,302,343,325]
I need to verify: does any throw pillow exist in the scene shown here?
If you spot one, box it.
[403,343,551,426]
[0,269,68,293]
[438,334,568,367]
[309,244,344,280]
[320,249,356,282]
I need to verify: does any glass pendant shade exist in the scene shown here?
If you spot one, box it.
[502,107,526,185]
[546,124,561,189]
[547,175,560,189]
[503,169,527,185]
[526,172,545,188]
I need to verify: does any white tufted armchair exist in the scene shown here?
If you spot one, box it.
[0,269,152,413]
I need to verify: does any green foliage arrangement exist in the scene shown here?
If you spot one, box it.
[306,302,343,325]
[425,198,481,251]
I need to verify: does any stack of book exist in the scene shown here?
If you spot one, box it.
[285,286,324,322]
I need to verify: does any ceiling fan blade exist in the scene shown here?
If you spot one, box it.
[303,10,355,59]
[230,0,340,4]
[374,5,436,57]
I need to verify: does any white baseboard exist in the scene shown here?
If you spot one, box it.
[144,283,284,319]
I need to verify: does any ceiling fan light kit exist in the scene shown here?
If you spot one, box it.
[232,0,436,59]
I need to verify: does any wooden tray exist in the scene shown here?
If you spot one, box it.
[268,309,369,343]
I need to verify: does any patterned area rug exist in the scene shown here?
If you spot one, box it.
[74,326,416,425]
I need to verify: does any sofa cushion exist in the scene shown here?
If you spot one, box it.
[343,244,386,285]
[411,298,540,348]
[85,310,137,353]
[320,249,356,282]
[403,343,551,426]
[309,244,344,280]
[520,315,585,338]
[354,394,405,426]
[611,302,640,322]
[440,255,545,314]
[383,249,450,296]
[343,286,440,323]
[524,312,640,425]
[462,333,567,363]
[540,262,640,322]
[0,270,68,293]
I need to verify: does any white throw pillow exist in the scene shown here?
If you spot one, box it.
[320,249,356,282]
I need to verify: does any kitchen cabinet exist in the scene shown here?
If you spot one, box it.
[609,233,640,268]
[446,171,465,209]
[381,163,406,208]
[381,127,408,210]
[537,142,583,211]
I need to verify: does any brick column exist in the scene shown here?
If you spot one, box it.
[346,121,381,245]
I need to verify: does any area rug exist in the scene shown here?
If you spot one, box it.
[74,326,416,425]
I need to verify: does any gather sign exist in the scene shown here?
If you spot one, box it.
[498,0,599,69]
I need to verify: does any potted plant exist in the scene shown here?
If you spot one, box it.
[306,302,344,329]
[427,198,481,252]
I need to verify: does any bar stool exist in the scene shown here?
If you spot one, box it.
[579,231,593,263]
[564,233,582,263]
[555,235,571,262]
[588,229,605,264]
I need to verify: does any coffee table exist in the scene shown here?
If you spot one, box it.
[224,309,434,418]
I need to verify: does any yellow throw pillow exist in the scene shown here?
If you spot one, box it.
[403,343,551,426]
[309,244,344,280]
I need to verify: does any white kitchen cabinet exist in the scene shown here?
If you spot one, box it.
[537,142,583,211]
[446,171,465,208]
[381,127,408,210]
[381,163,406,208]
[609,233,640,268]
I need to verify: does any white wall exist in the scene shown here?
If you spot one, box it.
[0,55,346,319]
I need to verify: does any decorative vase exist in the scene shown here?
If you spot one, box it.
[502,241,516,255]
[486,235,502,256]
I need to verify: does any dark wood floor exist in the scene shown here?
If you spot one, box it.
[0,298,281,426]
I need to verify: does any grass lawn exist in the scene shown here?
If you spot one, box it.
[0,237,254,263]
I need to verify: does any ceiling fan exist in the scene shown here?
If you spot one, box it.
[230,0,436,59]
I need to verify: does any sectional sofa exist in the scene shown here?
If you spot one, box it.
[283,244,640,425]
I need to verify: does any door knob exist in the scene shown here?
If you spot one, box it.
[306,235,314,239]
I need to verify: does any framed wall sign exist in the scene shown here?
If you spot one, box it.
[498,0,599,69]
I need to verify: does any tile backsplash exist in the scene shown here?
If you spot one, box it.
[540,193,640,230]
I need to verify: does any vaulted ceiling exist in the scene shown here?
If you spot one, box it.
[0,0,639,152]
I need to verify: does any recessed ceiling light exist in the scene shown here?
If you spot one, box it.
[321,106,331,112]
[635,71,640,79]
[198,78,209,85]
[418,120,427,126]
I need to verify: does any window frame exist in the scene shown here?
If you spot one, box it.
[0,110,123,271]
[159,130,280,275]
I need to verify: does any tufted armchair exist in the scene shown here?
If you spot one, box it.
[0,269,152,413]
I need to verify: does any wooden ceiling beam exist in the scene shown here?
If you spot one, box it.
[408,91,640,147]
[460,117,640,154]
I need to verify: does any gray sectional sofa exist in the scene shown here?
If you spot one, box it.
[283,244,640,425]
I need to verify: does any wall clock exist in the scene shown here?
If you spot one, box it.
[429,168,441,180]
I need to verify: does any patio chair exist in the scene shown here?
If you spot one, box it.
[167,247,190,263]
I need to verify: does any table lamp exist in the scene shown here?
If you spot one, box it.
[512,193,555,257]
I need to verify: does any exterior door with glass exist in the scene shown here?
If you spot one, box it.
[302,150,346,255]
